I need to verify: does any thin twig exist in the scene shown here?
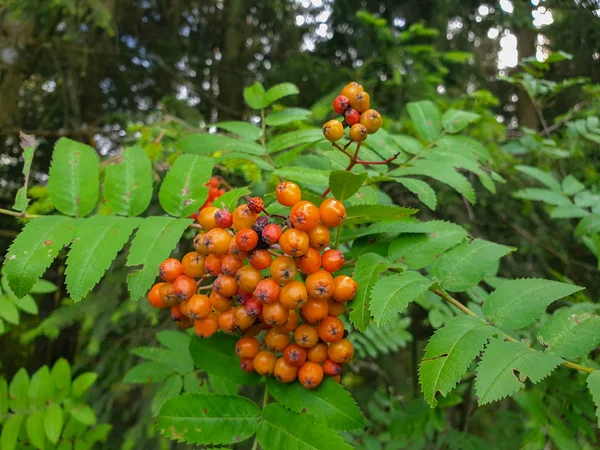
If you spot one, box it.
[0,208,41,219]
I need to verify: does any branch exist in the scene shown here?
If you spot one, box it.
[0,208,41,219]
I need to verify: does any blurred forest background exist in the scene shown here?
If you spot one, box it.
[1,0,600,448]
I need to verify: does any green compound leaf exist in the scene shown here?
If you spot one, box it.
[537,307,600,359]
[243,82,267,109]
[587,371,600,427]
[266,377,365,431]
[151,375,183,417]
[131,346,193,375]
[257,403,353,450]
[329,171,367,202]
[482,278,584,330]
[157,393,261,446]
[562,175,585,196]
[26,409,46,449]
[123,361,174,384]
[344,204,418,225]
[212,187,251,212]
[179,133,265,156]
[265,108,311,126]
[406,101,442,141]
[475,340,563,405]
[349,253,388,332]
[0,299,19,325]
[104,145,153,216]
[273,167,330,188]
[126,217,192,301]
[28,366,51,408]
[215,121,262,141]
[1,414,24,450]
[3,216,79,298]
[9,368,29,413]
[388,221,467,269]
[189,334,261,384]
[432,239,514,292]
[13,132,37,212]
[515,165,561,192]
[514,188,572,206]
[575,214,600,236]
[51,358,72,400]
[267,129,324,154]
[44,403,64,444]
[265,82,300,105]
[65,216,141,301]
[370,271,433,325]
[441,109,481,133]
[159,154,213,217]
[71,373,98,398]
[47,138,99,217]
[393,177,437,210]
[419,315,494,407]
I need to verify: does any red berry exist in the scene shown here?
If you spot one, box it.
[245,298,264,316]
[262,223,282,245]
[344,108,360,126]
[208,177,220,188]
[215,209,233,228]
[247,197,264,214]
[333,95,350,114]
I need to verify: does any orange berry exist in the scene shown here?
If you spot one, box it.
[148,282,169,309]
[240,357,255,373]
[328,339,354,363]
[236,266,263,293]
[204,254,223,276]
[235,228,259,252]
[253,278,281,304]
[349,91,370,113]
[307,224,330,250]
[302,298,329,324]
[198,206,219,231]
[194,313,218,338]
[214,274,239,297]
[291,201,320,232]
[159,258,183,283]
[217,309,235,333]
[171,303,184,321]
[298,361,324,389]
[279,229,309,257]
[279,280,308,309]
[327,298,346,317]
[233,305,256,331]
[319,198,346,228]
[214,209,233,228]
[262,301,289,326]
[283,344,307,367]
[270,256,298,285]
[187,294,212,319]
[249,249,272,270]
[274,357,298,383]
[321,249,344,273]
[305,270,335,299]
[359,108,382,134]
[317,316,344,343]
[340,82,364,100]
[209,290,234,312]
[179,298,190,316]
[296,248,322,274]
[322,120,344,142]
[173,275,196,301]
[235,336,260,359]
[294,324,319,348]
[276,182,302,207]
[232,205,258,230]
[253,350,277,376]
[349,123,368,142]
[307,342,329,363]
[193,233,209,255]
[332,275,358,302]
[282,310,299,333]
[228,239,249,259]
[221,253,244,276]
[323,359,344,376]
[262,224,283,245]
[203,228,232,255]
[182,252,206,278]
[264,327,291,351]
[159,282,178,306]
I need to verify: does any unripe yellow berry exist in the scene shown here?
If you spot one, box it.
[350,91,370,113]
[340,82,364,100]
[349,123,368,142]
[359,109,382,134]
[322,120,344,142]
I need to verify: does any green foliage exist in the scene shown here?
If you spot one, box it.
[47,138,100,217]
[329,171,367,202]
[13,133,36,212]
[537,307,600,358]
[475,341,564,405]
[0,360,110,450]
[406,101,442,141]
[349,317,412,359]
[103,145,153,216]
[349,253,389,331]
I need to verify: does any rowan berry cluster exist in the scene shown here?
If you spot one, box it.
[147,181,357,389]
[322,82,382,143]
[191,177,226,221]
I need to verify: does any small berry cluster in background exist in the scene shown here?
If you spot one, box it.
[147,182,356,389]
[323,82,382,143]
[191,177,227,221]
